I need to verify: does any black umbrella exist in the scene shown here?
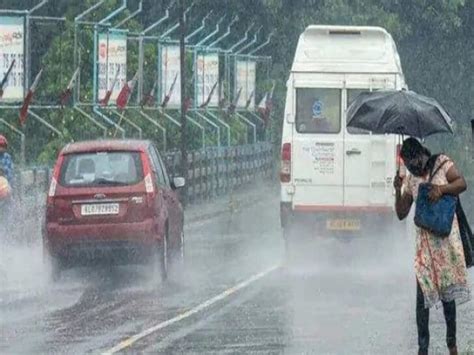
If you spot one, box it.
[346,90,454,139]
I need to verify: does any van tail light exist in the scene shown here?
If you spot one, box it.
[280,143,291,183]
[141,152,156,208]
[396,144,406,178]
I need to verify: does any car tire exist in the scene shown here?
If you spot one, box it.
[176,230,185,264]
[43,236,62,282]
[50,256,62,282]
[159,228,169,282]
[45,251,62,282]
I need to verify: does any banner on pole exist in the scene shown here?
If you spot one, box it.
[160,45,181,108]
[0,16,24,101]
[235,59,256,109]
[196,53,219,107]
[98,32,127,105]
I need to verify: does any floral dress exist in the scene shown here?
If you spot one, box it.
[403,154,471,308]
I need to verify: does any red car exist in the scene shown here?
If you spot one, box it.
[43,140,185,281]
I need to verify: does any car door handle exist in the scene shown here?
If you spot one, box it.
[346,148,362,155]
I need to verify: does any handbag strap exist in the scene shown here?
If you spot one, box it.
[429,157,451,183]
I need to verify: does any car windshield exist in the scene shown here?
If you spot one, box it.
[59,151,143,187]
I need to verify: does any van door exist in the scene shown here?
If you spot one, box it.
[343,84,396,207]
[291,86,344,208]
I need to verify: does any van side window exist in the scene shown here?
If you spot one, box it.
[296,88,341,134]
[347,89,370,135]
[148,147,167,187]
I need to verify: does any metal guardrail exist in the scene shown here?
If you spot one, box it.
[8,142,273,242]
[164,142,273,203]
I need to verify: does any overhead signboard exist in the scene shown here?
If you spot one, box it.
[160,45,181,107]
[235,59,256,108]
[196,52,219,107]
[97,32,127,104]
[0,16,25,101]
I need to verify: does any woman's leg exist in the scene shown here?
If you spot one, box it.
[442,299,456,350]
[417,281,430,353]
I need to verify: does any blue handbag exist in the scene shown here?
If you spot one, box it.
[414,159,457,238]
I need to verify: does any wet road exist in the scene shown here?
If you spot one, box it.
[1,194,473,354]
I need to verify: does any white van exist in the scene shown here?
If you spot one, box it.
[280,25,407,241]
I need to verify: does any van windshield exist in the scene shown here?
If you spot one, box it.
[296,88,341,134]
[59,151,143,187]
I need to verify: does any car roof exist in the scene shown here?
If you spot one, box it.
[60,139,152,155]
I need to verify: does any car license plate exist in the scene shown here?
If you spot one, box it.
[81,203,119,216]
[326,219,361,231]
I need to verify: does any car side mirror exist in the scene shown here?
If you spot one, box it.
[172,177,185,189]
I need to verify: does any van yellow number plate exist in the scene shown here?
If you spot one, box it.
[326,219,361,231]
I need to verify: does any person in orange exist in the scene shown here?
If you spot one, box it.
[0,167,12,239]
[0,168,11,200]
[0,135,13,185]
[0,134,14,236]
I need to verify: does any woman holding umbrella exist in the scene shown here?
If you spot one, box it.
[394,138,470,355]
[347,90,471,355]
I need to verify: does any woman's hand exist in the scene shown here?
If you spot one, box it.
[393,174,403,191]
[428,184,444,202]
[394,174,413,220]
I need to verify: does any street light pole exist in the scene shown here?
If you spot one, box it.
[179,0,188,204]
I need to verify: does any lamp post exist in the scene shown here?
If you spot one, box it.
[179,0,188,204]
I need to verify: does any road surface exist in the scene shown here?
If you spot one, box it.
[1,193,473,354]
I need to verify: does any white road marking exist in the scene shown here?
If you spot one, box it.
[101,265,280,354]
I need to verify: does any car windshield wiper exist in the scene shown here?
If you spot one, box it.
[92,178,129,186]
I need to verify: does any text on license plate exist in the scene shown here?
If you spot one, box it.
[81,203,119,216]
[326,219,361,231]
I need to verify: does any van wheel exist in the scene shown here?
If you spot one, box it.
[283,226,294,264]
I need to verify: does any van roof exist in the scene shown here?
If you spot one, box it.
[60,139,152,155]
[291,25,403,74]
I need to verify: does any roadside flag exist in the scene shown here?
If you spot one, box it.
[218,81,227,109]
[59,67,80,107]
[19,69,43,126]
[116,72,139,110]
[227,87,242,115]
[245,89,255,110]
[257,92,267,115]
[258,81,275,127]
[199,80,218,109]
[0,60,16,99]
[141,79,158,107]
[99,70,120,106]
[161,73,178,109]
